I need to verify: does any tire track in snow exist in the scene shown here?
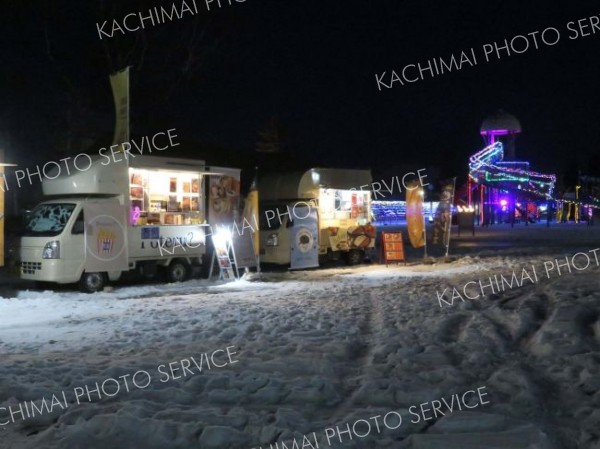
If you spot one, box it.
[327,286,386,421]
[437,313,473,344]
[514,293,550,349]
[477,287,581,449]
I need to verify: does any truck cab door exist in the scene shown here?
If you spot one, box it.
[63,210,86,278]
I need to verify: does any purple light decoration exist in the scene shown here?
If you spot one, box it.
[130,206,141,225]
[500,199,508,206]
[480,128,521,144]
[469,141,556,198]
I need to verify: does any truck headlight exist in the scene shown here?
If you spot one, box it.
[42,241,61,259]
[266,233,279,247]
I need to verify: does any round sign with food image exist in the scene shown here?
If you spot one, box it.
[296,227,314,253]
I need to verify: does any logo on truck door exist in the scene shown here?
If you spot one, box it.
[85,215,127,264]
[97,228,117,255]
[83,204,129,273]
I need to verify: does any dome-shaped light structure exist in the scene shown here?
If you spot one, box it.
[469,110,556,200]
[480,109,522,136]
[480,109,521,161]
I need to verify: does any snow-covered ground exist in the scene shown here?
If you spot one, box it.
[1,224,600,449]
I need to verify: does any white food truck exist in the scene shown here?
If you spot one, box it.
[18,155,240,292]
[259,168,376,268]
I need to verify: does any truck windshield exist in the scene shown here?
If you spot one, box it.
[24,203,77,237]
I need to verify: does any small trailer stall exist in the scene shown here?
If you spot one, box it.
[18,155,240,292]
[259,168,376,269]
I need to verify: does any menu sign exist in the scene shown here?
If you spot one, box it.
[381,232,405,265]
[232,230,258,269]
[212,235,236,281]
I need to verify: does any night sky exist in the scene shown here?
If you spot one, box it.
[2,0,599,181]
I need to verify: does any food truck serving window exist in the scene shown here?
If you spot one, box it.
[319,189,370,222]
[129,168,204,226]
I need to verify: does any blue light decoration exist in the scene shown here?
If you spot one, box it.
[371,201,449,224]
[469,141,556,198]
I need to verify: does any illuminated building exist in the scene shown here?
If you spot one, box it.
[468,110,556,225]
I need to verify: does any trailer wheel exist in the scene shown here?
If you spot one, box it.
[79,272,107,293]
[345,249,364,266]
[167,259,190,283]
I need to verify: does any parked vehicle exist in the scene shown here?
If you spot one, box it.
[17,155,240,292]
[259,168,376,268]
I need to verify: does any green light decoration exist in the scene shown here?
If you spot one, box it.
[469,142,556,198]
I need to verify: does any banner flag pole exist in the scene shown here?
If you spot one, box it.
[445,177,457,258]
[423,187,428,259]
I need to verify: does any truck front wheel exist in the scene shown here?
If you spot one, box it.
[167,259,190,283]
[79,272,107,293]
[345,249,364,266]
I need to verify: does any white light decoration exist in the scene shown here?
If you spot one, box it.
[213,227,232,247]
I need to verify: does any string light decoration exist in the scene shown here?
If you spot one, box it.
[469,141,556,198]
[371,201,443,223]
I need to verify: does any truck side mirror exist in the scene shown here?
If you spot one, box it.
[72,221,85,235]
[22,210,32,223]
